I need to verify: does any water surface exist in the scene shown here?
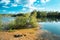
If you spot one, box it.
[39,22,60,36]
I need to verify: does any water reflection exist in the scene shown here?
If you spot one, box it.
[38,17,60,35]
[38,17,60,22]
[0,17,15,30]
[0,17,15,24]
[39,22,60,36]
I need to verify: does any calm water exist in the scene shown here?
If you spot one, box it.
[38,17,60,35]
[0,17,60,36]
[39,22,60,36]
[0,17,15,24]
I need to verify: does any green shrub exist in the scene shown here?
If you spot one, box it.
[8,21,15,30]
[7,13,39,30]
[29,16,39,28]
[7,16,28,30]
[15,16,28,28]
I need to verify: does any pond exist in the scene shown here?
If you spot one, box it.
[0,17,60,36]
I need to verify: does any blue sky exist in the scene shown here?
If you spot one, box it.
[0,0,60,14]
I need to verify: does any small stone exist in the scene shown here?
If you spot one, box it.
[24,34,26,36]
[14,34,23,38]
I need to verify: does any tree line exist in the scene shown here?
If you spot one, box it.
[0,10,60,19]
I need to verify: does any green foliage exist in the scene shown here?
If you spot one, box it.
[37,11,41,18]
[7,13,38,30]
[31,10,37,17]
[40,11,47,17]
[1,10,60,31]
[0,20,2,30]
[8,21,15,30]
[7,17,27,30]
[0,21,2,27]
[29,16,38,27]
[6,13,30,30]
[15,16,27,28]
[24,13,30,18]
[28,11,39,27]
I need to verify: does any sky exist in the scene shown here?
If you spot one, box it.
[0,0,60,14]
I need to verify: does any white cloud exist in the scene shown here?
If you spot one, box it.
[29,5,45,11]
[0,0,10,5]
[8,11,16,14]
[41,0,50,3]
[38,7,45,11]
[22,8,26,11]
[23,0,45,12]
[0,0,46,12]
[8,12,11,13]
[11,3,18,7]
[29,0,36,5]
[14,0,21,4]
[29,6,37,11]
[2,6,9,8]
[46,0,50,2]
[23,0,36,11]
[2,10,6,12]
[5,0,37,9]
[23,0,36,6]
[12,12,15,13]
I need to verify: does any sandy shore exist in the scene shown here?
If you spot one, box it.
[0,28,42,40]
[0,28,60,40]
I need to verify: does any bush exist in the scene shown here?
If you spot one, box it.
[15,16,28,28]
[7,13,39,30]
[8,21,15,30]
[29,16,39,28]
[7,16,29,30]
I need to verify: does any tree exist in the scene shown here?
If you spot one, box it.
[31,10,37,17]
[24,13,30,19]
[37,11,41,18]
[40,11,47,17]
